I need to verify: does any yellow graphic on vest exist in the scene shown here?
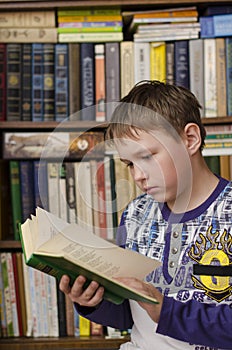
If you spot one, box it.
[189,226,232,302]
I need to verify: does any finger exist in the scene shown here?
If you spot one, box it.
[59,275,71,294]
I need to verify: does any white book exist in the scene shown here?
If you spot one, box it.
[134,42,150,84]
[120,41,134,98]
[189,39,205,117]
[21,257,33,337]
[59,32,123,43]
[6,253,19,337]
[46,275,59,337]
[58,163,68,222]
[204,38,217,117]
[47,162,60,216]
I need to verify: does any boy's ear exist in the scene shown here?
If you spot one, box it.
[184,123,202,155]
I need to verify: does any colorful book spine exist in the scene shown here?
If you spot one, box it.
[80,43,95,120]
[19,161,35,221]
[96,160,107,239]
[43,43,55,121]
[174,40,189,89]
[21,44,32,121]
[57,21,122,32]
[95,44,106,122]
[31,43,44,121]
[65,162,77,223]
[105,42,120,120]
[226,37,232,116]
[55,43,69,121]
[165,42,174,85]
[200,14,232,38]
[0,253,7,337]
[58,14,122,23]
[150,41,166,82]
[6,253,19,337]
[0,43,6,121]
[57,8,121,16]
[9,161,22,240]
[33,160,49,211]
[6,44,22,121]
[58,32,123,43]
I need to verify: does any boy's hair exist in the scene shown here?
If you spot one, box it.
[105,80,206,150]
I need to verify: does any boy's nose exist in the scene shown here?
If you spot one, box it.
[133,164,147,181]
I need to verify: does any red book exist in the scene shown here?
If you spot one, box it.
[96,160,107,239]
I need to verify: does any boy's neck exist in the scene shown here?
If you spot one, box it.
[167,156,219,214]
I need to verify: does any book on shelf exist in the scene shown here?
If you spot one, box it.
[58,15,122,23]
[0,28,57,43]
[31,43,44,121]
[58,32,123,43]
[120,41,134,98]
[0,160,13,241]
[150,42,166,82]
[0,43,6,121]
[20,207,160,305]
[57,22,122,33]
[68,43,81,119]
[215,38,227,117]
[189,39,204,117]
[21,44,32,121]
[9,161,22,241]
[200,13,232,38]
[203,5,232,16]
[55,44,69,121]
[0,10,56,27]
[79,315,91,336]
[133,42,150,84]
[204,38,217,117]
[43,43,55,121]
[225,38,232,116]
[105,42,120,120]
[19,161,35,222]
[0,253,7,337]
[165,42,174,85]
[174,40,189,89]
[95,44,106,122]
[57,7,121,17]
[6,44,22,121]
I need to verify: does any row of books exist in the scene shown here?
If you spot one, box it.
[0,251,125,338]
[1,153,141,242]
[0,42,123,122]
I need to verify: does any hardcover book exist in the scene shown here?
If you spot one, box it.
[20,207,160,305]
[200,14,232,38]
[55,44,69,121]
[174,40,189,89]
[21,44,32,121]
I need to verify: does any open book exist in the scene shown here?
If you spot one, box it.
[19,207,160,305]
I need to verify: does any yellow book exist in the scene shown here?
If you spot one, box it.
[58,15,122,23]
[150,42,166,82]
[79,316,91,336]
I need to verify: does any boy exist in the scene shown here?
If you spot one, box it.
[60,81,232,349]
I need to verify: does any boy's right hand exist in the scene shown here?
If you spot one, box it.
[59,274,105,307]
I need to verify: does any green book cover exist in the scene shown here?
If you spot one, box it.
[9,161,22,240]
[19,207,160,305]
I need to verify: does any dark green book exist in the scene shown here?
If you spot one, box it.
[19,207,159,305]
[9,161,22,240]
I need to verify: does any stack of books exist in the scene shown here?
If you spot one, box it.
[57,7,123,43]
[123,6,200,42]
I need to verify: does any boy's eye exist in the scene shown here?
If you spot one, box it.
[142,154,152,160]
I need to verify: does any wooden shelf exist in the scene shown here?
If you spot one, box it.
[0,121,107,131]
[0,336,130,350]
[0,240,21,251]
[0,0,231,10]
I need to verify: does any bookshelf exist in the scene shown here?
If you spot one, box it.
[0,0,232,349]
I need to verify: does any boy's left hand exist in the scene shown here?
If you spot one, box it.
[114,277,163,323]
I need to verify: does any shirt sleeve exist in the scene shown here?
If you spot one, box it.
[157,296,232,349]
[75,299,133,330]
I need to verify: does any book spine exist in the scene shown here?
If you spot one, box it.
[89,159,100,235]
[204,38,217,117]
[96,160,107,239]
[58,14,122,22]
[43,43,55,121]
[6,44,22,121]
[0,253,7,337]
[33,160,49,211]
[21,44,32,121]
[65,294,74,336]
[6,253,19,337]
[200,14,232,38]
[58,32,123,43]
[57,8,121,16]
[46,275,59,337]
[0,10,56,27]
[79,315,91,336]
[165,42,174,84]
[80,43,95,121]
[47,162,60,216]
[58,163,68,221]
[95,43,106,122]
[31,43,44,121]
[204,155,220,176]
[9,160,22,240]
[133,42,150,84]
[56,283,67,337]
[219,155,231,180]
[120,41,134,98]
[174,40,190,89]
[215,38,227,117]
[21,259,33,337]
[0,28,57,43]
[226,37,232,116]
[189,39,204,117]
[55,44,69,121]
[65,162,77,223]
[14,252,27,336]
[0,253,14,337]
[204,5,232,16]
[68,43,80,119]
[57,23,122,32]
[105,42,120,120]
[19,161,35,222]
[150,41,166,82]
[0,44,6,121]
[103,155,114,240]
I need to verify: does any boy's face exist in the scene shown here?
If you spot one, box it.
[114,129,192,207]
